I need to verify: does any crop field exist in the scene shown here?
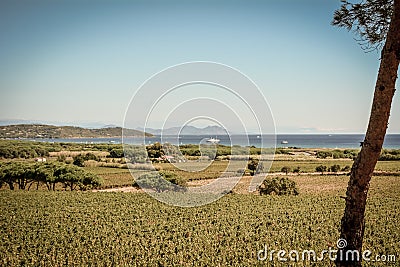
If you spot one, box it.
[375,161,400,172]
[0,175,399,266]
[84,167,134,188]
[154,161,243,181]
[1,143,399,266]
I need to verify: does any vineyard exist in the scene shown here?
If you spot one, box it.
[0,175,399,266]
[0,140,399,265]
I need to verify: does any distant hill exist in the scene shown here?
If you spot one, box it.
[0,124,153,139]
[0,119,114,129]
[141,125,227,135]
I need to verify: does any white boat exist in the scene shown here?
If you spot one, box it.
[206,137,220,144]
[281,140,289,144]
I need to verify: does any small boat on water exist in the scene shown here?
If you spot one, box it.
[281,140,289,144]
[206,137,220,144]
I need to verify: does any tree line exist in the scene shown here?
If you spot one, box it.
[0,161,102,191]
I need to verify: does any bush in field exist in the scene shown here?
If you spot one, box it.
[316,151,331,159]
[379,149,400,161]
[133,173,168,192]
[122,145,146,162]
[108,149,124,158]
[80,172,103,190]
[256,161,264,174]
[146,142,163,159]
[343,149,359,159]
[329,164,341,173]
[316,165,327,174]
[133,171,186,192]
[281,166,291,175]
[84,153,98,161]
[159,171,187,188]
[73,155,85,167]
[247,158,265,176]
[72,153,99,167]
[122,145,148,164]
[259,177,299,196]
[342,165,351,172]
[293,166,301,174]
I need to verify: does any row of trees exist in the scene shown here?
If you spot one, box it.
[0,161,102,191]
[0,141,50,159]
[279,165,351,175]
[379,149,400,160]
[281,166,301,175]
[0,140,124,159]
[148,143,264,160]
[316,149,359,159]
[315,164,351,174]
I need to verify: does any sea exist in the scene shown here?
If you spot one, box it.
[25,134,400,149]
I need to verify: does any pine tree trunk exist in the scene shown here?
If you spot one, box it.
[336,1,400,266]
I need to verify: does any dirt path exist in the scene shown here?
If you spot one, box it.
[92,186,143,193]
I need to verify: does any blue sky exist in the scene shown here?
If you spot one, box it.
[0,0,398,133]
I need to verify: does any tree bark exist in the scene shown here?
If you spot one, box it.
[336,1,400,266]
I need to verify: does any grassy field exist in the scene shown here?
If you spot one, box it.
[0,175,398,266]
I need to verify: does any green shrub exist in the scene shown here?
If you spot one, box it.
[159,171,187,188]
[133,171,186,192]
[72,155,85,167]
[293,167,301,174]
[247,159,264,176]
[342,165,351,172]
[84,153,98,161]
[379,149,400,161]
[316,151,331,159]
[108,149,124,158]
[329,164,341,172]
[316,165,327,174]
[281,166,291,175]
[259,177,299,196]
